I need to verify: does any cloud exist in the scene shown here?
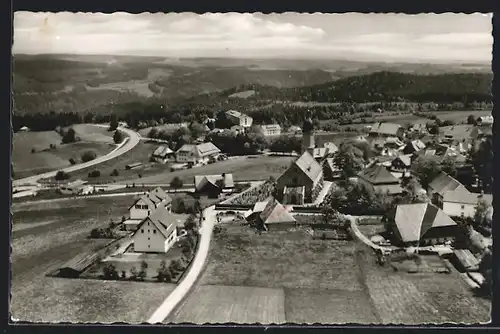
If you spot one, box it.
[12,12,491,62]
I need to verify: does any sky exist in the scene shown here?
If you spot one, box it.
[12,12,493,63]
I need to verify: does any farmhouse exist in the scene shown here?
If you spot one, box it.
[151,145,175,163]
[244,200,270,221]
[288,125,302,134]
[369,122,404,139]
[402,139,426,155]
[59,179,92,195]
[428,172,468,208]
[390,154,412,173]
[386,202,458,247]
[132,208,184,253]
[257,198,296,231]
[442,187,493,219]
[194,173,235,198]
[476,115,493,126]
[225,110,253,128]
[258,124,282,137]
[176,142,221,165]
[124,187,173,231]
[357,164,402,195]
[276,151,324,205]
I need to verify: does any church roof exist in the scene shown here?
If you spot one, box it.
[294,151,323,182]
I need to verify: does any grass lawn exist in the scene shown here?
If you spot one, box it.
[68,124,115,144]
[11,196,156,323]
[168,284,286,324]
[13,132,116,179]
[11,277,176,323]
[176,224,490,324]
[284,288,379,324]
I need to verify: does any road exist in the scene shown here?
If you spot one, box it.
[13,125,141,187]
[147,182,264,324]
[345,214,393,252]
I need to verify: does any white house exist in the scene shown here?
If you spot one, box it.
[175,142,221,165]
[132,208,181,253]
[59,180,91,195]
[428,172,468,208]
[125,187,173,231]
[258,124,281,137]
[442,187,493,219]
[225,110,253,128]
[151,145,175,163]
[477,115,493,126]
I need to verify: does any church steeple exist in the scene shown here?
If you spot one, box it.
[301,111,315,154]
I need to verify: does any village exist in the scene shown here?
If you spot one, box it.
[23,106,491,324]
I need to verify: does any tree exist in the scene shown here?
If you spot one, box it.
[441,156,458,178]
[130,266,138,279]
[333,142,365,181]
[412,156,442,189]
[467,114,477,125]
[88,169,101,178]
[109,114,118,131]
[474,199,490,226]
[81,150,97,162]
[157,259,171,282]
[113,130,123,144]
[170,176,183,189]
[102,263,119,280]
[110,169,119,176]
[62,127,76,144]
[468,137,493,193]
[137,260,148,280]
[189,122,208,139]
[55,170,69,181]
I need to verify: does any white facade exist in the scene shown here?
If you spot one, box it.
[442,201,476,218]
[259,124,281,137]
[133,220,177,253]
[226,110,253,128]
[176,149,196,164]
[129,199,153,220]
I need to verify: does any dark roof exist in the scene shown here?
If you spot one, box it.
[149,187,172,204]
[443,188,493,205]
[392,203,457,243]
[259,198,296,225]
[428,172,464,196]
[134,207,181,239]
[357,164,399,185]
[194,174,234,192]
[152,145,174,157]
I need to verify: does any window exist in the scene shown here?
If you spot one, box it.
[153,230,156,234]
[461,205,465,209]
[141,229,144,233]
[148,237,150,240]
[147,229,150,233]
[147,222,150,226]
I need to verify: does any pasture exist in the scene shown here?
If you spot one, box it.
[174,224,490,324]
[68,124,115,143]
[13,131,115,179]
[169,285,286,324]
[10,195,174,323]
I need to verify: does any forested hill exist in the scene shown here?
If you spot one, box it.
[216,71,492,104]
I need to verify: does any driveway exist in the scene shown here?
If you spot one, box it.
[147,182,264,323]
[13,125,140,187]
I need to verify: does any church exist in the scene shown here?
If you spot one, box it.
[275,117,325,205]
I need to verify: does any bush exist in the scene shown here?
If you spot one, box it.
[68,157,77,165]
[103,263,119,280]
[113,130,124,144]
[62,128,77,144]
[88,170,101,178]
[55,170,69,181]
[137,260,148,280]
[170,176,183,189]
[31,147,36,153]
[81,150,97,163]
[110,169,119,177]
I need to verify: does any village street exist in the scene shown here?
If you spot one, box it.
[147,182,265,323]
[13,125,141,188]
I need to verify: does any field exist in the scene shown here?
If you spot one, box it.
[68,124,115,143]
[13,130,116,179]
[169,285,286,324]
[11,195,178,323]
[170,224,490,324]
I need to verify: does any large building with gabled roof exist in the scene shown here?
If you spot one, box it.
[386,202,458,247]
[428,172,468,208]
[275,150,324,205]
[257,198,296,231]
[176,142,221,165]
[124,187,173,231]
[132,207,186,253]
[357,164,402,195]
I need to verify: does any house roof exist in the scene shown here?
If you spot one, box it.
[370,122,402,136]
[60,252,100,273]
[149,187,172,204]
[453,249,480,270]
[323,142,338,154]
[373,184,403,195]
[393,154,412,167]
[253,200,271,213]
[294,151,323,182]
[385,137,404,146]
[428,172,464,196]
[153,145,174,157]
[407,140,426,152]
[260,124,281,131]
[357,164,399,185]
[308,147,329,159]
[194,174,234,192]
[478,115,493,125]
[134,207,180,239]
[177,142,221,157]
[259,198,296,225]
[392,203,457,243]
[443,187,493,206]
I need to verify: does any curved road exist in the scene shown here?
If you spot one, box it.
[147,182,264,324]
[13,125,140,187]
